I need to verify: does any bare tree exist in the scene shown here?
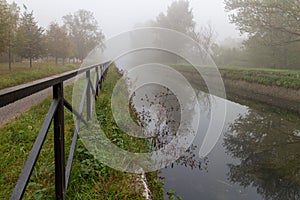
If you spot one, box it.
[190,22,217,56]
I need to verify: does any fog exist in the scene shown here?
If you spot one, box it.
[7,0,241,42]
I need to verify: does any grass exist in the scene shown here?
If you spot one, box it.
[0,62,79,90]
[219,66,300,75]
[219,66,300,89]
[173,64,300,89]
[66,66,163,199]
[0,85,75,199]
[0,65,163,199]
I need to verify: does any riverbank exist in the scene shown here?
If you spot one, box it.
[175,65,300,114]
[223,78,300,114]
[0,65,163,199]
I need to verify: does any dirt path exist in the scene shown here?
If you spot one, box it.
[0,78,76,127]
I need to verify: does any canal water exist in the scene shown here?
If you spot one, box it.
[120,65,300,199]
[111,60,300,199]
[83,31,300,199]
[159,94,300,200]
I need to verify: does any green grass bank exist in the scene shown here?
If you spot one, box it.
[173,65,300,113]
[0,62,79,90]
[0,65,163,199]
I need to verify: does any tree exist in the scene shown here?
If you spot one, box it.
[0,0,19,70]
[153,1,217,62]
[212,37,248,66]
[155,0,195,35]
[213,45,247,66]
[225,0,300,43]
[63,9,104,62]
[0,0,10,54]
[15,7,45,68]
[151,0,196,63]
[7,2,19,70]
[189,22,217,58]
[225,0,300,69]
[46,22,72,65]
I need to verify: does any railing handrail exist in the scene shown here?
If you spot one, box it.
[0,61,111,200]
[0,61,110,108]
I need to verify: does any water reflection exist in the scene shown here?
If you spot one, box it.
[158,94,300,200]
[171,144,209,171]
[131,83,208,171]
[224,109,300,200]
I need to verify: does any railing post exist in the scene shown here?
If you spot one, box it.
[53,82,66,200]
[99,65,103,89]
[95,66,99,96]
[86,70,91,121]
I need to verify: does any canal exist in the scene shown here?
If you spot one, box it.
[116,61,300,199]
[159,94,300,199]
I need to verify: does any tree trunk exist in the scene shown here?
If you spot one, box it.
[8,46,12,71]
[55,56,58,65]
[30,57,32,68]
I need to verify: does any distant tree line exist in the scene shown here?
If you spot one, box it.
[0,0,104,69]
[2,0,298,70]
[136,0,300,69]
[140,0,300,70]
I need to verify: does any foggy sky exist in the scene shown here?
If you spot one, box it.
[7,0,241,42]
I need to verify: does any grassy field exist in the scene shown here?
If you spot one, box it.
[219,66,300,89]
[0,62,79,90]
[173,64,300,89]
[0,66,163,199]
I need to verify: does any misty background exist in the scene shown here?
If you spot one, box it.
[2,0,299,69]
[7,0,241,42]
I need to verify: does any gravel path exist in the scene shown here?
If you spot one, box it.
[0,78,76,127]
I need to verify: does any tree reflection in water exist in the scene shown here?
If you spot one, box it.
[224,109,300,200]
[172,144,209,171]
[132,84,209,171]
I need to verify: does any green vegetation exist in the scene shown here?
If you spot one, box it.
[0,85,75,199]
[173,64,300,90]
[0,0,104,69]
[15,7,45,68]
[220,66,300,89]
[219,66,300,74]
[67,66,163,199]
[0,62,78,89]
[63,10,105,62]
[0,66,163,199]
[220,0,300,69]
[46,23,72,65]
[94,67,150,153]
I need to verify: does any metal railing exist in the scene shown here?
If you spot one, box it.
[0,61,110,200]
